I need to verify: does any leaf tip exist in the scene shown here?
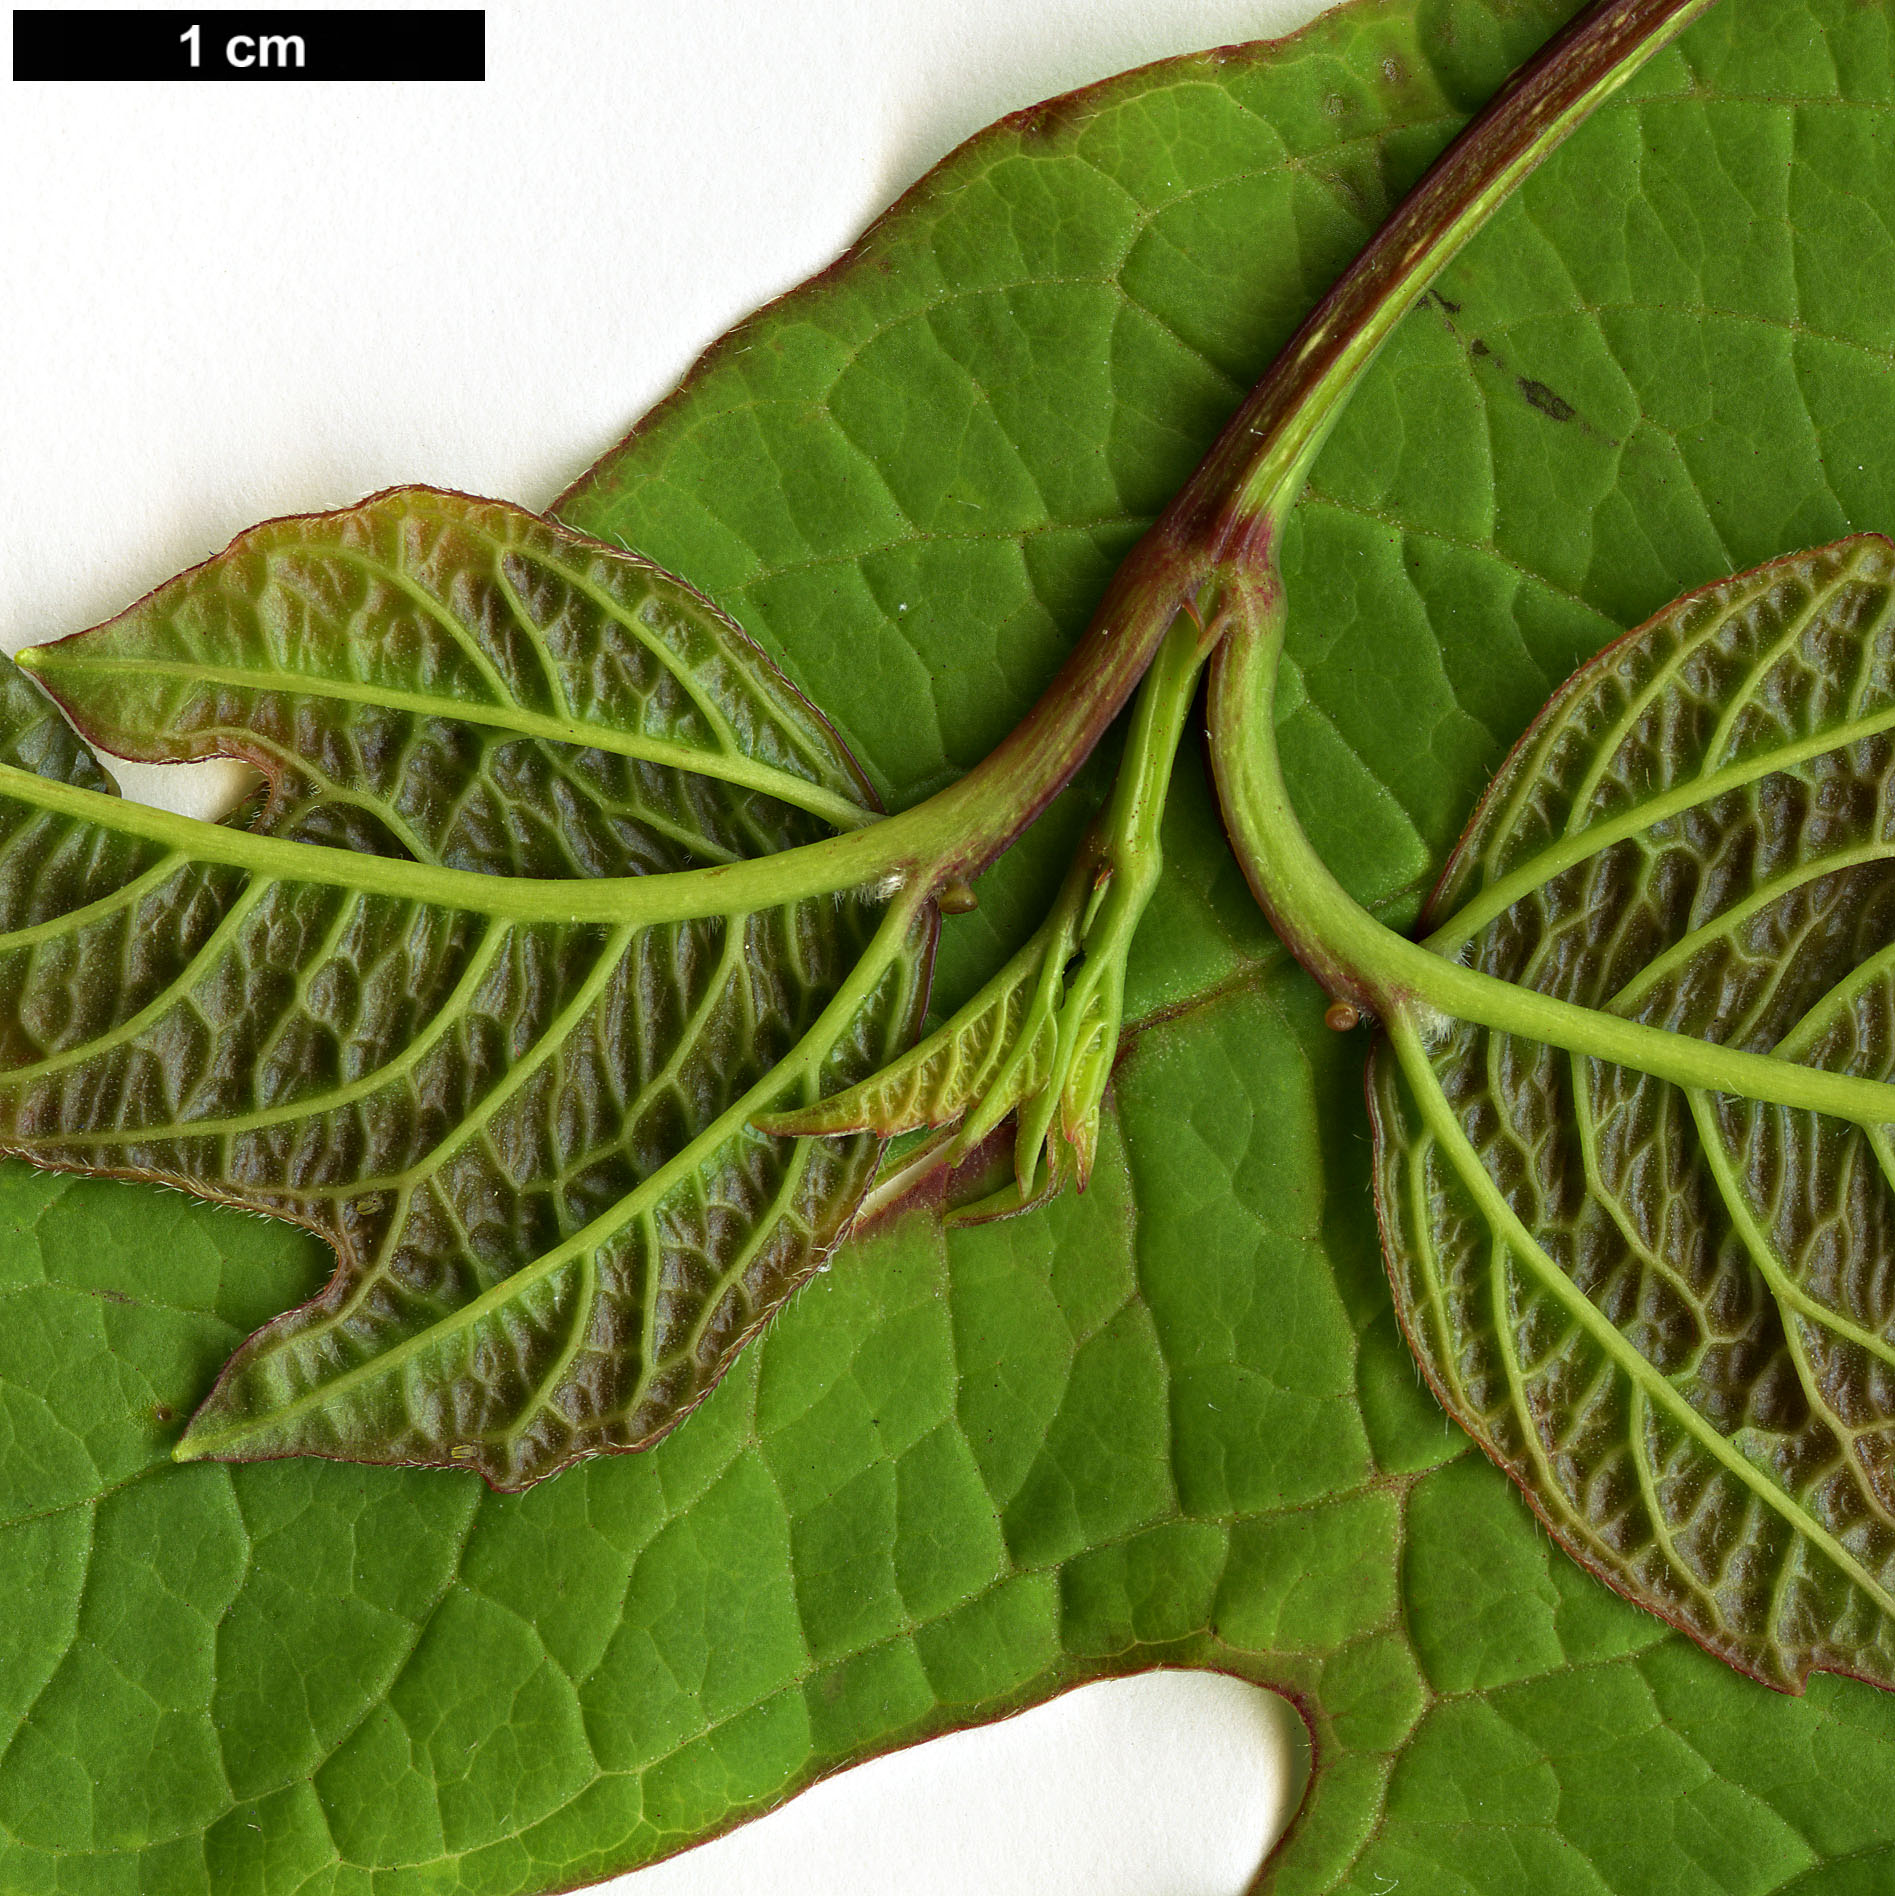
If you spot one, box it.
[170,1413,232,1467]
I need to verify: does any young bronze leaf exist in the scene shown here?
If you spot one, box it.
[4,489,933,1490]
[761,914,1066,1140]
[1370,535,1895,1688]
[22,484,877,853]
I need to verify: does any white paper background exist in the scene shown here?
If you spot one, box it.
[1,1,1333,1887]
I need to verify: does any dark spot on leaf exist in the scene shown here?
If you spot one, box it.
[154,1405,174,1423]
[1518,378,1577,423]
[1012,96,1084,143]
[1471,338,1492,359]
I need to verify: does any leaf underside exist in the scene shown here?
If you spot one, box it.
[1374,536,1895,1690]
[5,488,930,1490]
[23,0,1895,1891]
[765,911,1062,1140]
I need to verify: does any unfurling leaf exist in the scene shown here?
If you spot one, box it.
[4,487,933,1490]
[1371,536,1895,1688]
[759,866,1077,1144]
[770,610,1210,1204]
[759,845,1082,1189]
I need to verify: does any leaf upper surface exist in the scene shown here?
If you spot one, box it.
[24,0,1895,1890]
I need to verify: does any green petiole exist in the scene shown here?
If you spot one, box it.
[1209,603,1895,1132]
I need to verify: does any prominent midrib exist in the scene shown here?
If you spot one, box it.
[16,650,874,833]
[1426,701,1895,953]
[1210,612,1895,1124]
[0,763,908,926]
[1392,1010,1895,1629]
[1408,945,1895,1127]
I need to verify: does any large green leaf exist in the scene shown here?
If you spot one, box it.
[9,0,1895,1890]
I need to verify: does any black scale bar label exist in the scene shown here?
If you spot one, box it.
[13,9,485,79]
